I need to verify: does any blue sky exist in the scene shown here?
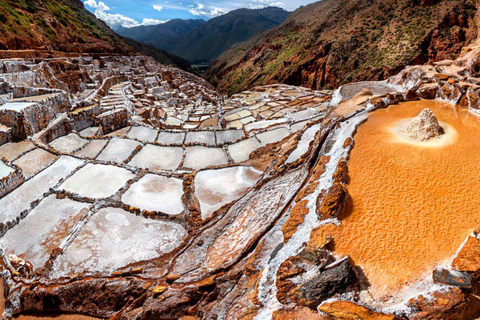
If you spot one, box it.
[83,0,318,29]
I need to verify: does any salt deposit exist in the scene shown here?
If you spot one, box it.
[128,144,183,172]
[96,138,142,164]
[127,126,158,143]
[227,137,262,163]
[59,163,135,199]
[122,174,184,214]
[183,146,228,170]
[13,148,57,179]
[194,166,262,219]
[50,133,89,153]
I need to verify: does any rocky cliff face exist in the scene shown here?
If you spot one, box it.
[206,0,478,94]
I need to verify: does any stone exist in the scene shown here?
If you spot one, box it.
[318,300,397,319]
[402,108,445,141]
[433,268,472,289]
[317,182,349,220]
[289,257,357,309]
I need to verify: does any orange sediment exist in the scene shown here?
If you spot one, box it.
[329,100,480,300]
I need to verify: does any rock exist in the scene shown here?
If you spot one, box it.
[433,268,472,289]
[417,83,439,99]
[452,236,480,272]
[166,274,181,284]
[406,287,480,320]
[289,257,357,309]
[318,300,397,319]
[402,108,445,141]
[317,181,349,220]
[282,200,309,242]
[273,307,323,319]
[152,285,168,296]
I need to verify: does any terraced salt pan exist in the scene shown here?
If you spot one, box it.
[0,195,91,268]
[157,131,185,145]
[127,126,158,143]
[215,130,244,145]
[329,100,480,302]
[74,140,108,159]
[256,127,290,146]
[0,156,84,223]
[185,131,215,145]
[183,146,228,170]
[50,133,89,154]
[228,137,262,163]
[128,144,183,171]
[0,161,14,178]
[286,124,321,164]
[13,148,58,179]
[79,126,100,138]
[0,140,35,161]
[289,108,318,121]
[0,102,35,111]
[96,138,142,164]
[59,163,135,199]
[245,119,289,132]
[122,174,184,214]
[195,166,263,220]
[51,207,187,278]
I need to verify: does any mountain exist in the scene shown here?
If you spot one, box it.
[117,19,205,50]
[0,0,192,71]
[118,7,290,65]
[206,0,477,94]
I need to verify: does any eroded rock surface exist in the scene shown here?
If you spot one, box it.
[402,108,445,141]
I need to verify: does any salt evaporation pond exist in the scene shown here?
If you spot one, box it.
[195,166,263,219]
[0,161,14,178]
[128,144,183,171]
[122,174,184,214]
[328,100,480,302]
[183,146,228,170]
[96,138,142,163]
[51,207,187,277]
[59,163,134,199]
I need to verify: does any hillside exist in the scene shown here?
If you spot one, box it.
[119,7,290,64]
[206,0,478,94]
[0,0,192,71]
[117,19,205,51]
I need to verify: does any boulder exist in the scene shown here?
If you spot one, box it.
[433,268,472,289]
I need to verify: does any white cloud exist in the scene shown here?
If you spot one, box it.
[153,5,163,12]
[84,0,110,11]
[249,0,286,9]
[189,4,227,17]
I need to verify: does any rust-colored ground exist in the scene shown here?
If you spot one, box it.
[0,280,96,319]
[329,100,480,299]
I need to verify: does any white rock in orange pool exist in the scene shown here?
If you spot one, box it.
[402,108,445,141]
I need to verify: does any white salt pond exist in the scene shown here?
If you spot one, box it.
[50,133,89,154]
[157,131,185,145]
[228,137,262,163]
[185,131,215,145]
[122,174,184,214]
[59,163,135,199]
[195,166,263,219]
[13,148,58,179]
[0,102,35,112]
[183,146,228,170]
[128,144,183,171]
[0,140,35,161]
[96,138,142,164]
[0,156,84,223]
[0,195,91,268]
[256,127,290,146]
[51,207,187,277]
[127,126,158,143]
[286,124,321,164]
[216,130,244,145]
[74,140,108,159]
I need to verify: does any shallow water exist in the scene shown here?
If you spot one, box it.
[329,100,480,302]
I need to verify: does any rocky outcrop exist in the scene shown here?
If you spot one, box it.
[318,300,397,319]
[402,108,445,141]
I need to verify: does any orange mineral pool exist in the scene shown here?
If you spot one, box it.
[329,100,480,301]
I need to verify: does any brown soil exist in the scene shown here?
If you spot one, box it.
[329,100,480,299]
[0,280,96,319]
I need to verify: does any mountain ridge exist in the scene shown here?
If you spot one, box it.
[118,7,290,64]
[206,0,478,94]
